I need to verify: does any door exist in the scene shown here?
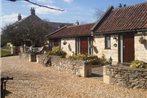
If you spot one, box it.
[80,37,88,54]
[123,34,134,62]
[54,39,60,47]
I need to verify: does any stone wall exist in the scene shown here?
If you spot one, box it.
[19,53,36,62]
[36,54,47,64]
[61,38,76,56]
[93,35,118,64]
[103,66,147,89]
[135,32,147,62]
[51,56,92,77]
[19,53,29,60]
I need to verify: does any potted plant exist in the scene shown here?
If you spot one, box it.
[139,36,146,44]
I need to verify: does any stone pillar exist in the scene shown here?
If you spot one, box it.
[29,53,36,62]
[80,64,92,77]
[103,66,111,84]
[10,46,14,55]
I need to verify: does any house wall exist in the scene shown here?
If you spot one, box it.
[93,35,118,64]
[135,32,147,62]
[61,38,76,56]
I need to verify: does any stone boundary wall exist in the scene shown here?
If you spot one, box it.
[19,53,29,60]
[19,53,36,62]
[36,54,47,64]
[51,56,92,77]
[103,66,147,89]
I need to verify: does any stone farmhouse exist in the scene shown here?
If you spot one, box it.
[8,8,73,54]
[15,8,73,33]
[47,2,147,64]
[12,8,72,46]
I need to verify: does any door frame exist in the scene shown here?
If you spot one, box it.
[119,33,135,63]
[75,37,92,55]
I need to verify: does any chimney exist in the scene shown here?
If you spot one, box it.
[18,14,22,21]
[31,7,35,15]
[119,3,122,8]
[124,4,127,7]
[75,20,79,25]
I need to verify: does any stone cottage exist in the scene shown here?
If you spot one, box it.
[92,2,147,64]
[47,23,94,56]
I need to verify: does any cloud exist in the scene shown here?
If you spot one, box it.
[0,13,25,30]
[63,0,73,3]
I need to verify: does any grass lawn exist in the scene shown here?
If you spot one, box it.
[1,48,12,57]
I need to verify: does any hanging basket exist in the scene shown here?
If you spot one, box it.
[63,41,67,45]
[139,37,146,44]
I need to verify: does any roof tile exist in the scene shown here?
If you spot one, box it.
[95,2,147,33]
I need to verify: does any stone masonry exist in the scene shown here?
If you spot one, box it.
[103,66,147,89]
[51,56,92,77]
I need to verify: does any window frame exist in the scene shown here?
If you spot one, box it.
[105,35,111,49]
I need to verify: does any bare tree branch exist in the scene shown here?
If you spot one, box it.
[7,0,64,11]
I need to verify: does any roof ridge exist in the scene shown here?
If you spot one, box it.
[113,2,147,11]
[67,23,94,28]
[46,26,67,37]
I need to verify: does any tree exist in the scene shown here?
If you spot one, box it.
[1,20,52,47]
[95,8,104,20]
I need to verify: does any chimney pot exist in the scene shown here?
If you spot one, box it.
[31,7,35,15]
[75,21,79,25]
[18,14,22,21]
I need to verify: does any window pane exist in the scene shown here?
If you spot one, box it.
[105,36,111,49]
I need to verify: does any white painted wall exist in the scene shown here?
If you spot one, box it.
[135,32,147,62]
[93,35,118,64]
[61,38,76,56]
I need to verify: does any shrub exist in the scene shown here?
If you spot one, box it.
[48,46,66,58]
[69,54,109,65]
[101,54,110,65]
[130,60,147,68]
[86,55,100,65]
[69,54,86,60]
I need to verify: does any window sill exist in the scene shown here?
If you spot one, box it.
[105,48,111,50]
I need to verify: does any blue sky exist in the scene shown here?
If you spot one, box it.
[1,0,147,30]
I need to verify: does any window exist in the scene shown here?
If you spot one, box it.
[105,35,111,49]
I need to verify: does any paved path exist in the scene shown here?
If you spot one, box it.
[1,56,147,98]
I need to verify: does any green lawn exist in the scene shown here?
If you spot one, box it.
[1,48,12,57]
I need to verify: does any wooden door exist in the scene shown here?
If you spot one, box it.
[54,39,60,47]
[80,37,88,54]
[123,34,134,62]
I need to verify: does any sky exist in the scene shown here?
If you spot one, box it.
[1,0,147,31]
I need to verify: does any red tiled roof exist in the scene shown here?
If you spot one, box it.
[94,2,147,33]
[48,23,94,39]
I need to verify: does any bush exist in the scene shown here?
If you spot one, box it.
[86,55,100,65]
[48,47,66,58]
[69,54,86,60]
[69,54,109,65]
[101,54,110,65]
[130,60,147,68]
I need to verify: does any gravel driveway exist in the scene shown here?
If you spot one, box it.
[1,56,147,98]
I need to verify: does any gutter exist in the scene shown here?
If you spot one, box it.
[93,28,147,35]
